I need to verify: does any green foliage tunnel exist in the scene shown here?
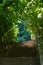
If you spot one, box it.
[0,0,43,42]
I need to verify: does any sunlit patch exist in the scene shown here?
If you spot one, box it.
[41,8,43,11]
[8,6,14,11]
[12,22,14,25]
[18,20,21,23]
[20,0,23,2]
[27,2,29,6]
[20,40,36,47]
[24,10,26,13]
[38,13,42,18]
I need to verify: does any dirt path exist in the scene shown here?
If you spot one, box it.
[0,56,40,65]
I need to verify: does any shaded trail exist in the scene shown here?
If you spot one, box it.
[0,42,41,65]
[0,56,40,65]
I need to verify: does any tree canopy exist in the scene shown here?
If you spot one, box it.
[0,0,43,42]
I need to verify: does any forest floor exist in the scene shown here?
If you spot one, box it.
[0,42,41,65]
[0,56,40,65]
[0,40,42,65]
